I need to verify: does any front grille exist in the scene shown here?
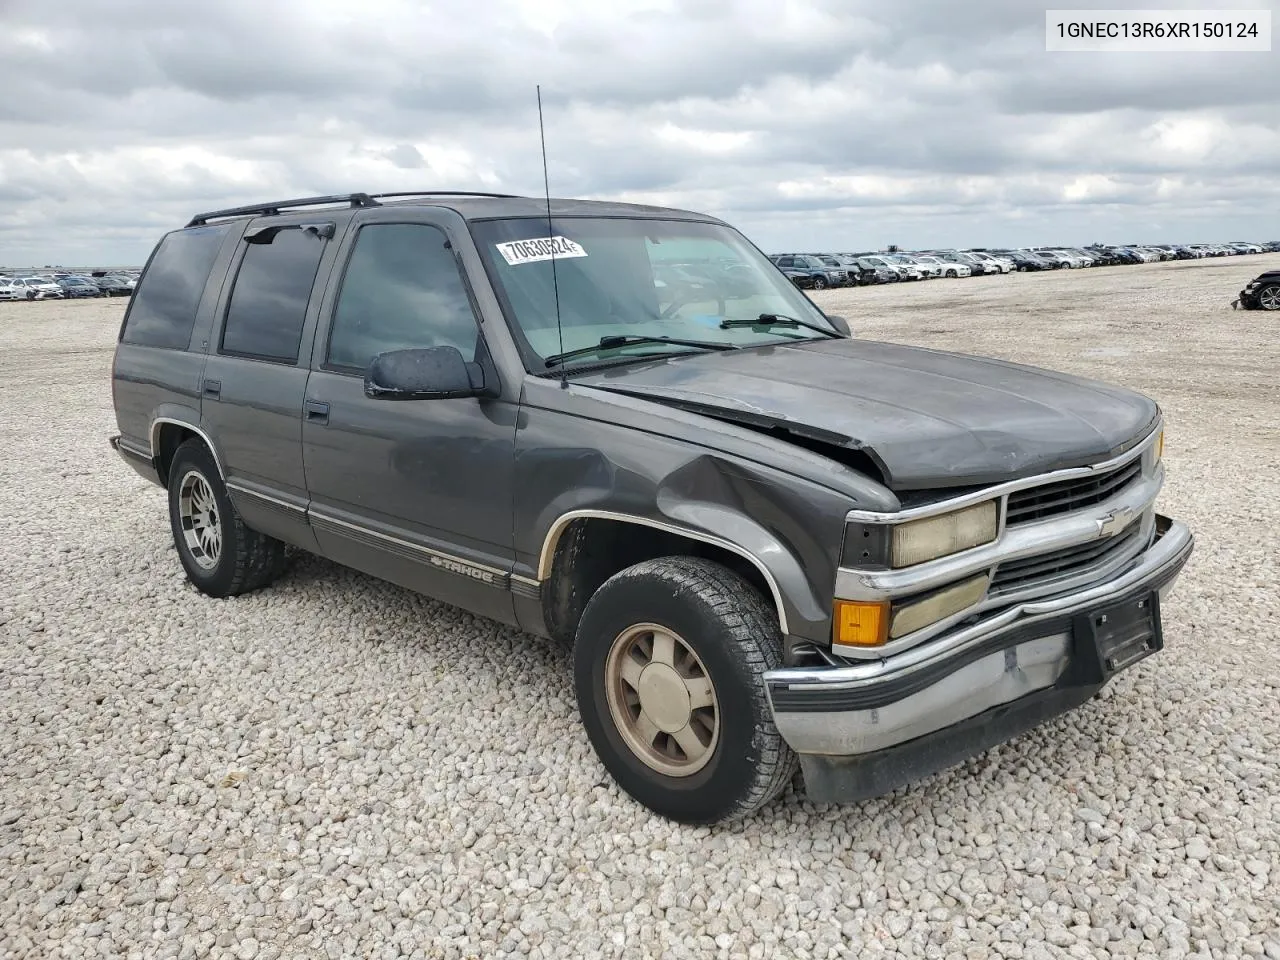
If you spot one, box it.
[1005,458,1142,525]
[990,522,1146,596]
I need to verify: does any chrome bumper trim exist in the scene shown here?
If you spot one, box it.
[764,516,1193,758]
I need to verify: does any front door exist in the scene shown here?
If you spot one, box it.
[301,218,519,626]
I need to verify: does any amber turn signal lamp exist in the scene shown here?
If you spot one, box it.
[833,600,890,648]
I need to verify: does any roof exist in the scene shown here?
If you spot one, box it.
[185,191,723,228]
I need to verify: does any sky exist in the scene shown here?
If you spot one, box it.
[0,0,1276,266]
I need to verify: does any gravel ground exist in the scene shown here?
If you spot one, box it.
[2,257,1278,959]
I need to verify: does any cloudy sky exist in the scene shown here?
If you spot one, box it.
[0,0,1276,265]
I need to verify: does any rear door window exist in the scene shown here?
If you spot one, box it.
[220,226,328,363]
[121,225,229,349]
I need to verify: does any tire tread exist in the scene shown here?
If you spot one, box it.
[582,556,798,822]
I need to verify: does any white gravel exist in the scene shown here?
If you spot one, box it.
[2,256,1278,959]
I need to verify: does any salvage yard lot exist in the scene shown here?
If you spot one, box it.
[2,256,1277,958]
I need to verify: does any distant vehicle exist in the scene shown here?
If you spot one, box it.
[96,275,136,296]
[851,257,900,284]
[57,277,103,298]
[0,278,23,300]
[828,255,879,285]
[913,254,971,278]
[806,254,854,286]
[781,268,819,290]
[1031,250,1074,269]
[965,251,1013,274]
[1234,269,1280,310]
[890,254,941,278]
[9,277,65,300]
[858,254,922,281]
[928,251,986,276]
[769,254,844,290]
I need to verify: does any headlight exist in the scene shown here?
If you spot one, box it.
[1154,429,1164,463]
[891,500,998,568]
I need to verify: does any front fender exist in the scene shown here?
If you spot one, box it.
[515,412,856,644]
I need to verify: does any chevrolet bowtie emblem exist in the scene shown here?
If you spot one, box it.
[1097,506,1135,538]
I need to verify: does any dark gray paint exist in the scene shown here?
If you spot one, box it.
[110,192,1168,653]
[571,338,1159,491]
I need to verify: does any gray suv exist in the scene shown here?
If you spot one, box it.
[110,191,1194,823]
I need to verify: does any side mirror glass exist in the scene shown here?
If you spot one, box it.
[825,314,852,337]
[364,346,488,401]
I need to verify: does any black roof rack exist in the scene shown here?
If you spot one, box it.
[186,193,381,227]
[186,190,528,227]
[367,191,525,201]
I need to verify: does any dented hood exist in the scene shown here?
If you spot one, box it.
[575,337,1158,491]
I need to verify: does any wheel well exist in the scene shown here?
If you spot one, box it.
[542,517,779,645]
[154,423,199,486]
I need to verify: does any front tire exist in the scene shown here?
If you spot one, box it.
[167,439,288,598]
[1256,283,1280,310]
[574,557,797,824]
[810,276,827,290]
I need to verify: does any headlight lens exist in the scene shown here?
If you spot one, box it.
[891,500,998,568]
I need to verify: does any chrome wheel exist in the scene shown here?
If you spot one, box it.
[1258,284,1280,310]
[604,623,719,777]
[178,470,221,569]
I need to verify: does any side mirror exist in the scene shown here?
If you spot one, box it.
[825,314,852,337]
[364,346,489,401]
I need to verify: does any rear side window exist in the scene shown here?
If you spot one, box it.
[121,226,228,349]
[220,226,327,363]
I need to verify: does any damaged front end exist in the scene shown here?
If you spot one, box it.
[761,424,1195,804]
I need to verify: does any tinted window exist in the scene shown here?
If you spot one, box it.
[121,225,228,349]
[326,224,480,371]
[220,227,327,362]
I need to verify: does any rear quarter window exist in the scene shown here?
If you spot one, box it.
[121,225,229,349]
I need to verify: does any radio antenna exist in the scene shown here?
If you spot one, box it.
[537,85,568,388]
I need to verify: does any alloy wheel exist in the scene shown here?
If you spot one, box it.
[604,623,719,777]
[178,470,222,569]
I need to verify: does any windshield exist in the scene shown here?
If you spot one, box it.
[470,217,840,370]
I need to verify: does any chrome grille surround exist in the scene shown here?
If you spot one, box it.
[835,424,1162,658]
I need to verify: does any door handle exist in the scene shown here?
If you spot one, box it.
[202,379,221,399]
[304,399,330,424]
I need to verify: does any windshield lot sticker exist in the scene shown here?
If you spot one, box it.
[497,236,588,266]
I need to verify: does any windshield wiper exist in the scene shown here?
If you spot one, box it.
[720,313,842,338]
[544,334,739,368]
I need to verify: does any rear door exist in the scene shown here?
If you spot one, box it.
[199,216,348,551]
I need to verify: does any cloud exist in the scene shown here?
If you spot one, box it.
[0,0,1276,264]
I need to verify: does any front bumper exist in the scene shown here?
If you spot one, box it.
[763,514,1193,804]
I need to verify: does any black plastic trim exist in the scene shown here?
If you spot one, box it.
[798,684,1105,804]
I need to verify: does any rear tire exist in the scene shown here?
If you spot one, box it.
[574,557,797,824]
[167,439,288,598]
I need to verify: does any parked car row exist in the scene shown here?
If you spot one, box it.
[0,269,138,301]
[771,240,1280,288]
